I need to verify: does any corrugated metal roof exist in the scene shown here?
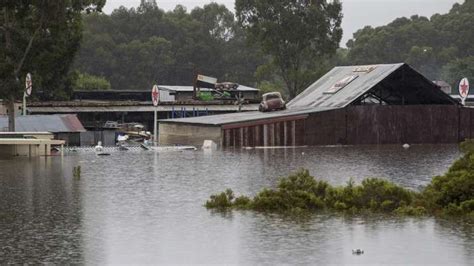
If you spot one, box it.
[157,63,460,127]
[159,106,339,126]
[0,114,86,133]
[29,104,259,113]
[288,63,457,108]
[159,85,259,92]
[288,63,405,108]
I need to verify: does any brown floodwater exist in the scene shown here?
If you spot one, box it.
[0,144,472,264]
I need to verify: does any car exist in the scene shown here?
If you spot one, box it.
[259,92,286,112]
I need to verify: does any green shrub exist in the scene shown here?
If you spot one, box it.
[334,201,348,210]
[205,189,234,209]
[72,72,111,91]
[205,140,474,218]
[395,206,427,216]
[234,196,252,209]
[421,140,474,215]
[460,199,474,212]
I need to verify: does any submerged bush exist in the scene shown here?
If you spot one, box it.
[420,140,474,216]
[205,169,416,214]
[206,140,474,217]
[205,189,234,210]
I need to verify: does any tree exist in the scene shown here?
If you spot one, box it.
[346,0,474,80]
[72,72,111,91]
[441,56,474,89]
[235,0,343,99]
[0,0,105,131]
[74,1,265,90]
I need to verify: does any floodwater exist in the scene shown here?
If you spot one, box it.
[0,145,473,264]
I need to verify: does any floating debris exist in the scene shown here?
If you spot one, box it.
[403,143,410,149]
[202,140,217,150]
[352,249,364,255]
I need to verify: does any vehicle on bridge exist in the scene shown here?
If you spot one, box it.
[259,92,286,112]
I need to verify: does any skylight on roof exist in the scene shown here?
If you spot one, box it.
[324,74,359,94]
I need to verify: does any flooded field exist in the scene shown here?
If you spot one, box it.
[0,145,473,264]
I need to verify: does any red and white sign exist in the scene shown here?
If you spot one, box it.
[25,73,32,96]
[459,78,469,99]
[151,85,159,106]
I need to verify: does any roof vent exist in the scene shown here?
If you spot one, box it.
[324,74,359,94]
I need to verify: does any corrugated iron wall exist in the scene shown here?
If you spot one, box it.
[305,105,474,145]
[222,119,306,147]
[221,105,474,147]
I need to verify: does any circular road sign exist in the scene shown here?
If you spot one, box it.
[459,78,470,99]
[25,73,32,96]
[152,84,160,106]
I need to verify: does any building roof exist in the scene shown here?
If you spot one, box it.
[0,114,86,133]
[159,106,338,126]
[433,80,452,88]
[288,63,457,108]
[29,104,259,113]
[159,63,458,127]
[158,85,258,92]
[73,84,258,94]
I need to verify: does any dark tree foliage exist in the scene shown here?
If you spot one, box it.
[0,0,105,131]
[73,0,265,91]
[346,0,474,85]
[235,0,343,99]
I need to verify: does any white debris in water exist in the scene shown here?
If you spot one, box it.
[202,140,217,150]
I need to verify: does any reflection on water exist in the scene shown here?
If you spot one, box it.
[0,145,472,264]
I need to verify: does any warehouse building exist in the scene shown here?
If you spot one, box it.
[159,63,474,147]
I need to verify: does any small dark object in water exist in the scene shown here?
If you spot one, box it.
[352,249,364,255]
[97,152,111,156]
[73,166,81,179]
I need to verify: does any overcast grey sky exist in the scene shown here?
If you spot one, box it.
[103,0,462,46]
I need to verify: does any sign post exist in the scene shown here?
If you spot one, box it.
[459,78,470,106]
[23,73,32,116]
[151,85,160,146]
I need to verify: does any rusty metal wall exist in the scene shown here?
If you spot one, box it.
[305,105,474,145]
[305,108,347,145]
[222,119,306,147]
[221,106,474,147]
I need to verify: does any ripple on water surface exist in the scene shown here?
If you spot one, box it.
[0,145,472,264]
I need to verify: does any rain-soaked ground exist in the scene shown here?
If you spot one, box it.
[0,144,473,264]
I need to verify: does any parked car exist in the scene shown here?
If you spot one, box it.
[259,92,286,112]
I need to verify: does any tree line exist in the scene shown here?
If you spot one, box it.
[344,0,474,90]
[74,0,474,97]
[73,0,342,99]
[73,1,265,93]
[3,0,474,108]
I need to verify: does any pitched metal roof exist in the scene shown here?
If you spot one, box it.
[0,114,86,133]
[288,63,457,108]
[158,63,458,127]
[159,106,338,126]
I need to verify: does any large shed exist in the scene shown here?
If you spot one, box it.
[159,63,474,147]
[0,114,86,146]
